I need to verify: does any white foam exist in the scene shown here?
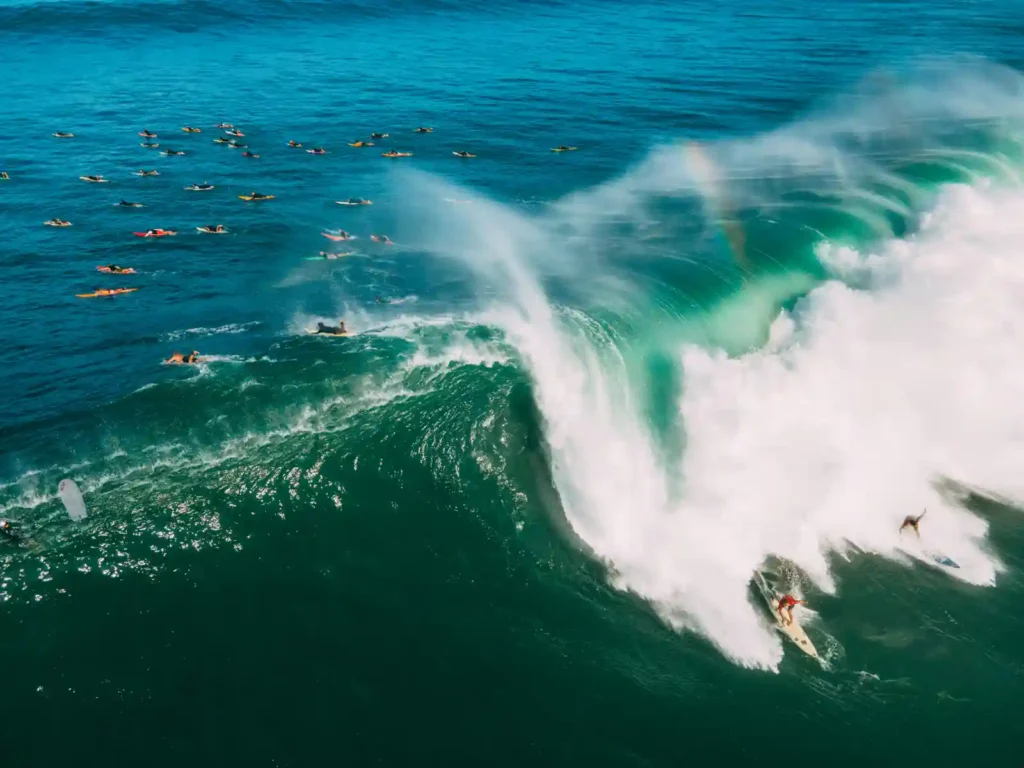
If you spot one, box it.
[547,183,1024,667]
[409,142,1024,668]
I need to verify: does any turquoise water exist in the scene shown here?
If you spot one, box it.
[3,0,1024,764]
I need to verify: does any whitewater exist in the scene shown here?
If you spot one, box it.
[404,65,1024,669]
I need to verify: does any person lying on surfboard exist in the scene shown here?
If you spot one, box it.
[313,320,347,335]
[166,350,201,364]
[98,265,136,274]
[900,509,926,536]
[777,594,806,626]
[0,519,23,542]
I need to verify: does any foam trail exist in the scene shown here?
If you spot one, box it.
[402,62,1024,668]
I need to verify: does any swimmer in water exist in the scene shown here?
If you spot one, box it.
[0,519,21,542]
[166,350,201,364]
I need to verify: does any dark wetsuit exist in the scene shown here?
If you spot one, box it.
[316,323,345,335]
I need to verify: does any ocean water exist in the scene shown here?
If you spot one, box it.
[3,0,1024,764]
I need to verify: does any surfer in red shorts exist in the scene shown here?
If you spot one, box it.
[777,594,805,626]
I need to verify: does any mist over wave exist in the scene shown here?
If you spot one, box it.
[401,60,1024,667]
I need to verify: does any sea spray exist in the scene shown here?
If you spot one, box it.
[400,63,1024,667]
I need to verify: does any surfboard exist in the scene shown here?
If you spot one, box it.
[238,195,274,201]
[76,288,139,298]
[133,231,176,237]
[754,572,819,659]
[58,479,87,521]
[307,329,348,336]
[196,227,228,234]
[925,550,961,569]
[80,176,108,183]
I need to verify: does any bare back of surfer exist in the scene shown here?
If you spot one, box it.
[900,509,926,537]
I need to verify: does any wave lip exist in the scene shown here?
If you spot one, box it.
[397,61,1024,667]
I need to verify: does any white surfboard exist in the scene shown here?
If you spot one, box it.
[58,479,87,521]
[754,572,818,658]
[924,550,960,569]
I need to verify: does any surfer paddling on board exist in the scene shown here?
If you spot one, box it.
[314,320,347,336]
[166,351,201,365]
[900,509,926,537]
[777,594,806,626]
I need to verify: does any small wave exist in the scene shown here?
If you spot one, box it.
[160,322,261,342]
